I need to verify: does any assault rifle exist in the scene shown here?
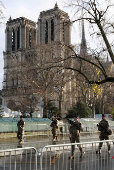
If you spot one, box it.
[67,118,81,131]
[97,124,112,135]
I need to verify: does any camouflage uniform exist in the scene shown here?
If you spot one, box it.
[97,118,110,153]
[50,119,58,141]
[69,121,84,157]
[17,118,25,143]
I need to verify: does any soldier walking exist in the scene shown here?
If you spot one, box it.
[69,115,85,159]
[17,115,25,144]
[96,114,111,154]
[50,116,58,141]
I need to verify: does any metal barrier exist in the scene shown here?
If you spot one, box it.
[58,122,97,134]
[0,123,94,139]
[0,140,114,170]
[39,140,114,170]
[57,124,93,140]
[0,124,50,138]
[0,147,37,170]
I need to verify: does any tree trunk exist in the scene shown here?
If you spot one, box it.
[97,21,114,63]
[43,91,47,118]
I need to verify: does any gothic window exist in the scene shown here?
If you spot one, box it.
[45,21,48,44]
[29,30,32,48]
[63,22,65,42]
[4,74,6,81]
[17,27,20,49]
[12,78,18,87]
[12,29,15,51]
[12,78,14,87]
[17,77,18,87]
[51,19,54,41]
[52,53,56,59]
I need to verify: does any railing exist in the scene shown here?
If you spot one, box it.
[0,123,95,139]
[39,140,114,170]
[0,122,112,140]
[0,147,37,170]
[0,124,50,138]
[57,123,94,139]
[0,140,114,170]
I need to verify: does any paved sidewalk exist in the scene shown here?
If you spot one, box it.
[0,133,114,170]
[0,132,99,150]
[0,132,114,151]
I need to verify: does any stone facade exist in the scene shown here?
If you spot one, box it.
[2,3,73,116]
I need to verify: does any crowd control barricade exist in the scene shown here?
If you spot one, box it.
[25,123,50,137]
[0,123,50,138]
[0,147,37,170]
[39,140,114,170]
[57,123,93,138]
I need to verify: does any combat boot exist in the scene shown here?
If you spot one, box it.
[80,151,85,158]
[96,149,101,154]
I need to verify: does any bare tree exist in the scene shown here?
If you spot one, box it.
[52,0,114,84]
[7,44,73,117]
[0,1,5,24]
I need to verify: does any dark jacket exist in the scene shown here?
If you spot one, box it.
[17,119,25,130]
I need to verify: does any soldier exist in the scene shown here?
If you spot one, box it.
[17,115,25,144]
[96,114,111,154]
[50,115,58,141]
[69,115,85,159]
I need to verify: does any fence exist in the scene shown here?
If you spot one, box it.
[39,140,114,170]
[0,121,113,139]
[0,124,50,138]
[57,123,94,136]
[0,147,37,170]
[0,123,95,139]
[0,140,114,170]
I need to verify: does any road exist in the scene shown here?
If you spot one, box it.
[0,133,114,170]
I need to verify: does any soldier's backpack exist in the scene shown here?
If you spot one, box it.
[107,128,113,135]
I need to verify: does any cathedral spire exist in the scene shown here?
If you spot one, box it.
[54,2,58,9]
[80,20,87,57]
[9,16,12,21]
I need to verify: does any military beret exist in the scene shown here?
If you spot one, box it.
[74,115,78,118]
[102,114,106,117]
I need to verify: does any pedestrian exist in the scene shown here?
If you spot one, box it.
[50,115,58,141]
[17,115,25,144]
[69,115,85,159]
[96,114,112,154]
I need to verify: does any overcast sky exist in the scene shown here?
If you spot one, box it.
[0,0,95,90]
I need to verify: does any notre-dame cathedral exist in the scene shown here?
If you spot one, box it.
[2,3,74,117]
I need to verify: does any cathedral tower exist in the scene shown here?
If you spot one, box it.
[3,17,37,106]
[5,17,37,52]
[37,3,71,45]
